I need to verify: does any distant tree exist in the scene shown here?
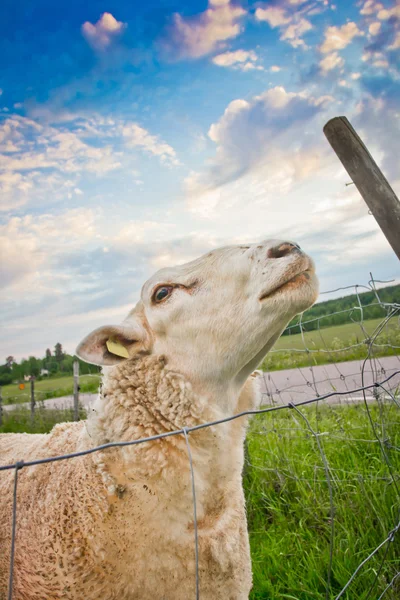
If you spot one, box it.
[6,355,14,368]
[28,356,40,378]
[48,359,59,374]
[0,372,13,386]
[45,348,52,360]
[61,355,74,373]
[54,343,64,362]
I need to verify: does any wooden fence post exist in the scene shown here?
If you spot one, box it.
[30,377,35,427]
[73,360,80,421]
[323,116,400,261]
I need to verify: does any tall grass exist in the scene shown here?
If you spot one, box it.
[245,401,400,599]
[0,405,86,433]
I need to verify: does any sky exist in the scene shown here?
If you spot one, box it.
[0,0,399,360]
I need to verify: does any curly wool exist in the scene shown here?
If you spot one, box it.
[0,355,257,600]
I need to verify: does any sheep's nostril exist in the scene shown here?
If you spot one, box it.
[267,242,300,259]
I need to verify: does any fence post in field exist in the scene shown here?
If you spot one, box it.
[30,377,35,426]
[0,386,3,427]
[73,360,80,421]
[323,116,400,260]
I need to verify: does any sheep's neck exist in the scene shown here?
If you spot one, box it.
[88,355,219,442]
[85,354,245,491]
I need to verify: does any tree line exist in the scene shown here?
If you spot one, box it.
[282,284,400,336]
[0,343,100,386]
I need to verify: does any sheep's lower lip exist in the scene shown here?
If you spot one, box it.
[259,270,312,301]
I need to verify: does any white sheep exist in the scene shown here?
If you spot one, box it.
[0,239,318,600]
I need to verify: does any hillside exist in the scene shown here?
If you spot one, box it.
[282,283,400,335]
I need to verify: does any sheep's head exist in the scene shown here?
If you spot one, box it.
[77,239,318,387]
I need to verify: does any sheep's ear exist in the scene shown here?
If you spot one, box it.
[76,321,148,366]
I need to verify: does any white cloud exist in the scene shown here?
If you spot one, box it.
[351,72,361,79]
[369,21,381,35]
[255,4,313,48]
[319,51,344,73]
[281,18,312,47]
[361,50,389,68]
[113,221,176,247]
[212,49,258,67]
[82,12,126,52]
[0,113,179,211]
[360,1,383,16]
[388,31,400,50]
[255,7,290,27]
[121,123,180,165]
[270,65,281,72]
[185,86,333,217]
[163,0,246,59]
[320,22,363,53]
[377,4,400,20]
[0,209,97,291]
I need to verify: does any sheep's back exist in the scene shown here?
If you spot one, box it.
[0,422,99,599]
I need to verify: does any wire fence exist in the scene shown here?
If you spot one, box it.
[1,275,400,599]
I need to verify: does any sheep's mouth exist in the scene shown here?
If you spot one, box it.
[259,270,312,301]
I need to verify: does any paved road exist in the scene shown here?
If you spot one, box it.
[3,356,400,413]
[258,355,400,406]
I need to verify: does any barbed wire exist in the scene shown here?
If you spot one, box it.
[2,370,400,599]
[1,274,400,599]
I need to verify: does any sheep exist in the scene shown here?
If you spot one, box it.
[0,239,318,600]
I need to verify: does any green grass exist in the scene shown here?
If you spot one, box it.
[1,374,100,405]
[262,317,400,371]
[0,406,87,433]
[245,402,400,599]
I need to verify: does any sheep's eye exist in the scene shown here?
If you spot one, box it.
[154,286,173,303]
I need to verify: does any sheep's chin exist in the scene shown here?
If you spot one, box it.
[236,334,280,384]
[259,271,311,301]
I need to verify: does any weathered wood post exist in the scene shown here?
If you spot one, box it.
[323,116,400,260]
[73,360,80,421]
[30,377,35,427]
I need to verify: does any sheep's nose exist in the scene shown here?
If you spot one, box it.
[267,242,301,259]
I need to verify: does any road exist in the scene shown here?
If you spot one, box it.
[3,356,400,413]
[258,355,400,406]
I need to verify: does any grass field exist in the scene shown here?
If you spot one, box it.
[1,401,399,598]
[274,317,396,350]
[245,402,400,599]
[262,316,400,371]
[2,374,100,405]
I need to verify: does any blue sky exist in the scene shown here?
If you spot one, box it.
[0,0,399,359]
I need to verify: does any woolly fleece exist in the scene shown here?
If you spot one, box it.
[0,355,258,600]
